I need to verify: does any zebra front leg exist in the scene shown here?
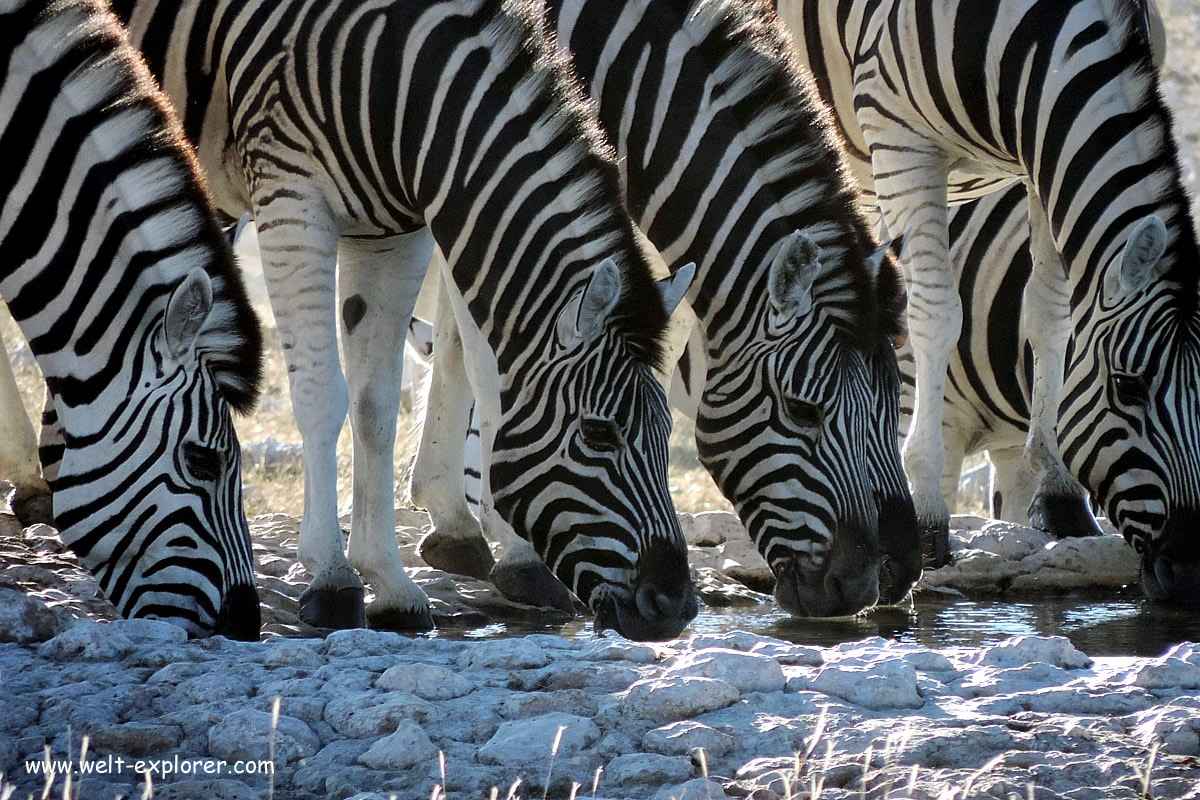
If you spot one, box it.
[437,276,575,613]
[873,150,957,566]
[339,233,434,630]
[0,336,51,525]
[410,270,496,581]
[255,207,365,629]
[1022,201,1102,538]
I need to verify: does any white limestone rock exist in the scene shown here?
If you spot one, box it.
[37,620,133,661]
[973,635,1091,669]
[623,676,740,722]
[458,638,551,670]
[579,638,660,663]
[605,753,694,786]
[108,617,189,645]
[687,512,748,547]
[320,627,410,658]
[1121,657,1200,691]
[642,721,736,757]
[651,778,728,800]
[0,588,63,643]
[150,780,258,800]
[476,712,600,767]
[207,708,320,765]
[262,640,325,668]
[357,720,438,769]
[802,659,924,711]
[323,692,434,738]
[377,663,472,700]
[665,648,785,694]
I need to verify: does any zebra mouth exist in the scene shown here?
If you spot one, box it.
[593,590,696,641]
[1141,553,1200,607]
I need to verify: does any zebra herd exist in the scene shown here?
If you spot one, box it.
[1,0,1196,643]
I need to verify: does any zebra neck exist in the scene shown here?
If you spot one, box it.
[547,0,876,354]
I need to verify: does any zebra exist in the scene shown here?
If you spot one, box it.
[0,0,264,638]
[408,0,919,618]
[894,181,1200,604]
[110,0,699,639]
[778,0,1200,600]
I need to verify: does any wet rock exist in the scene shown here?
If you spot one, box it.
[207,708,320,765]
[377,663,472,700]
[0,588,63,643]
[623,676,740,723]
[476,712,600,767]
[321,628,410,658]
[606,752,693,786]
[665,648,785,694]
[357,720,438,769]
[642,721,735,757]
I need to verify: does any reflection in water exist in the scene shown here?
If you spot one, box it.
[430,593,1200,658]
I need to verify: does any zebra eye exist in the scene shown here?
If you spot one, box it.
[579,417,622,452]
[784,397,825,428]
[1111,374,1149,407]
[183,443,222,482]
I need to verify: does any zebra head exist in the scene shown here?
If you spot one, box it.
[695,231,918,618]
[49,267,263,640]
[489,259,698,641]
[1062,215,1200,606]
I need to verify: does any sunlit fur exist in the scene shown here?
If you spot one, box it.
[0,0,263,636]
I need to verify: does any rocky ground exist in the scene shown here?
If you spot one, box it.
[3,509,1199,800]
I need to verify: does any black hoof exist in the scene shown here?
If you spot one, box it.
[10,487,53,527]
[1029,494,1104,539]
[367,603,434,631]
[299,585,366,629]
[920,523,952,569]
[489,561,576,613]
[419,531,495,581]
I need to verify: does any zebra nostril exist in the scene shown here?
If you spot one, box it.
[635,584,674,620]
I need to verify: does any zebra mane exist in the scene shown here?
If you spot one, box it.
[1104,0,1200,313]
[675,0,908,349]
[490,0,670,367]
[86,0,264,412]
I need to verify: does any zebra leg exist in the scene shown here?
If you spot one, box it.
[872,150,957,567]
[0,339,52,526]
[338,232,434,630]
[435,276,575,613]
[410,270,497,582]
[1022,202,1103,538]
[254,207,366,629]
[988,446,1038,525]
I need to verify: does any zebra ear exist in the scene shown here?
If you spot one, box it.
[556,257,622,347]
[768,231,821,319]
[863,241,893,282]
[224,212,251,249]
[657,262,695,315]
[1104,215,1168,303]
[164,268,214,360]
